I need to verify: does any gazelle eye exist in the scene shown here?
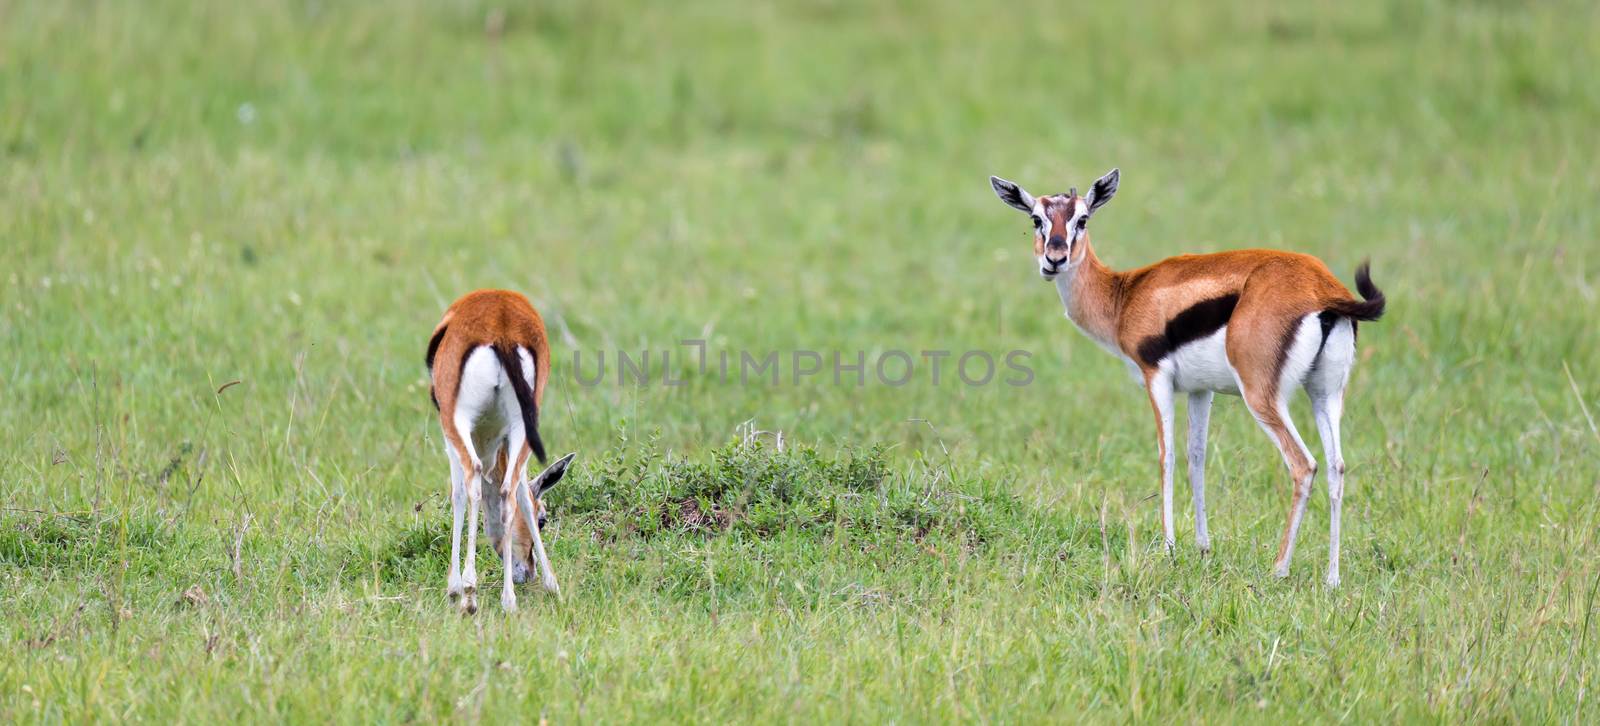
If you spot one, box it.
[1032,217,1042,229]
[1077,217,1088,228]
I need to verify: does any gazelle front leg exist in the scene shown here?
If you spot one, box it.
[1187,390,1214,554]
[499,434,528,612]
[1146,375,1177,553]
[498,489,520,613]
[518,452,576,597]
[516,478,560,596]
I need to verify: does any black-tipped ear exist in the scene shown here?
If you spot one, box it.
[1085,168,1119,215]
[990,176,1035,213]
[534,452,576,496]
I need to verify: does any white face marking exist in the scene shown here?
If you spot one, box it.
[1031,200,1052,240]
[1067,200,1088,243]
[1035,196,1092,279]
[1031,200,1055,278]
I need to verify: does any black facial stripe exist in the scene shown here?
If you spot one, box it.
[1135,294,1240,367]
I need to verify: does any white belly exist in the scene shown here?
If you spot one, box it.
[1168,326,1240,395]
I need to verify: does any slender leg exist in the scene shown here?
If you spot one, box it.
[499,433,526,612]
[1186,391,1215,554]
[452,414,483,614]
[1242,389,1318,578]
[1147,377,1177,553]
[445,445,467,601]
[1311,391,1346,587]
[478,444,508,563]
[516,472,561,596]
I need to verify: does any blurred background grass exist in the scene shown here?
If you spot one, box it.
[3,0,1599,721]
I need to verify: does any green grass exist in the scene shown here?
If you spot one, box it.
[4,0,1600,721]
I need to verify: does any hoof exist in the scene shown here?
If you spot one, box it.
[542,574,561,595]
[1324,572,1341,589]
[502,592,518,613]
[463,593,479,615]
[1272,565,1290,579]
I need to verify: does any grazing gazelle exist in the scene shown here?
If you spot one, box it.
[426,289,574,613]
[989,169,1385,586]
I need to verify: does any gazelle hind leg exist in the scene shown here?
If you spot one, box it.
[1187,391,1215,554]
[1308,316,1355,587]
[1228,311,1324,579]
[441,425,482,612]
[445,444,468,601]
[452,413,484,614]
[1310,391,1345,587]
[1241,387,1318,578]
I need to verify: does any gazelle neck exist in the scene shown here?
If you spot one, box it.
[1052,235,1123,350]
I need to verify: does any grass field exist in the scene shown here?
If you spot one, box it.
[4,0,1600,721]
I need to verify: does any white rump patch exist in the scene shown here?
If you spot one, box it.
[1277,314,1327,396]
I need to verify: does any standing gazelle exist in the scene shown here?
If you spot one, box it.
[427,289,575,613]
[989,169,1385,586]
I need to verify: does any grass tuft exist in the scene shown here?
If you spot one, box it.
[356,434,1066,586]
[0,512,202,578]
[563,435,1053,547]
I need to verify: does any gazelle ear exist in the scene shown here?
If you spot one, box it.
[990,176,1035,213]
[533,452,576,497]
[1085,168,1120,216]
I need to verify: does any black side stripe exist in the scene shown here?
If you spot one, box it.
[1135,294,1240,367]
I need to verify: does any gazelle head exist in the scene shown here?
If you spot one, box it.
[492,452,574,585]
[990,168,1119,280]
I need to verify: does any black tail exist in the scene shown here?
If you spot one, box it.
[1326,261,1386,322]
[491,344,547,465]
